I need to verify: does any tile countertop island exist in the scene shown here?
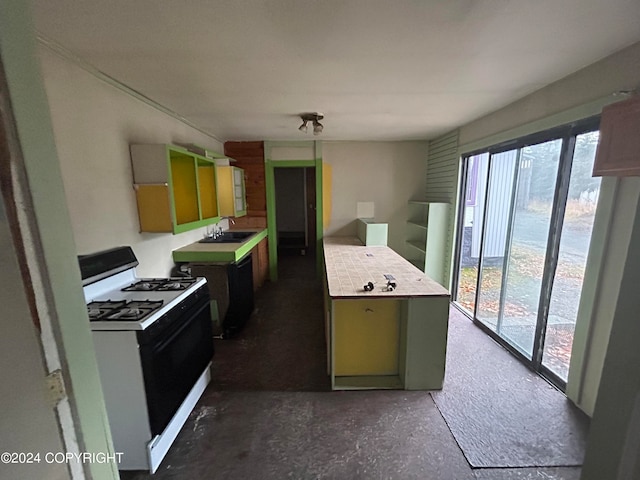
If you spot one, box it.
[323,237,451,391]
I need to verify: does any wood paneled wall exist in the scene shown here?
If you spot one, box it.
[224,141,266,224]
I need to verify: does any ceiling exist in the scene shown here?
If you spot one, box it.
[31,0,640,142]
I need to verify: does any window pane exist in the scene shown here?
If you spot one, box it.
[476,150,518,332]
[543,131,601,381]
[455,153,489,314]
[500,140,562,357]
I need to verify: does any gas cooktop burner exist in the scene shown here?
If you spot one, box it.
[87,299,163,321]
[122,277,197,292]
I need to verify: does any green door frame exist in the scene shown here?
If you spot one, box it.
[265,145,323,281]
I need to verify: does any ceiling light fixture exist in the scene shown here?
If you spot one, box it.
[298,112,324,136]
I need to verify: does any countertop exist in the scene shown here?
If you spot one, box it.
[172,228,268,263]
[323,236,450,299]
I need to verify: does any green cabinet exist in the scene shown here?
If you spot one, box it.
[323,237,451,391]
[216,165,247,217]
[405,201,449,285]
[327,295,450,391]
[131,144,221,234]
[356,218,388,246]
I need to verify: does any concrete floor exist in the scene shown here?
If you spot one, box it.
[121,252,583,480]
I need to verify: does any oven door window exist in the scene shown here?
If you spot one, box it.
[140,301,213,436]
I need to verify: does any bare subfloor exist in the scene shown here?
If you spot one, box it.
[121,253,583,480]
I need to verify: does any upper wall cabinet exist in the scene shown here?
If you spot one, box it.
[216,165,247,217]
[593,95,640,177]
[131,144,220,234]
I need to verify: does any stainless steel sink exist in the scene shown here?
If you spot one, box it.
[198,231,255,244]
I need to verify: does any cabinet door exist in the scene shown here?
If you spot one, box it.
[233,167,247,216]
[134,185,172,232]
[333,299,400,376]
[216,166,246,217]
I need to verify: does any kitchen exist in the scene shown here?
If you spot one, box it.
[2,1,640,480]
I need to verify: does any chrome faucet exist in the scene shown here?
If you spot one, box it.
[205,217,235,239]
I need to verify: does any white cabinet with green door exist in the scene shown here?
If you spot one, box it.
[131,144,221,234]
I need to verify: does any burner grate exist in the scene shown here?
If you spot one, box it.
[87,299,163,322]
[122,277,197,292]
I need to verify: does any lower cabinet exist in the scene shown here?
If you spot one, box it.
[189,255,255,338]
[334,299,400,376]
[328,295,449,391]
[189,263,229,336]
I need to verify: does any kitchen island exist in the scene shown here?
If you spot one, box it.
[323,237,450,390]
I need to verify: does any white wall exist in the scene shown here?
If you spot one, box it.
[39,47,224,277]
[459,41,640,148]
[455,41,640,416]
[322,141,428,255]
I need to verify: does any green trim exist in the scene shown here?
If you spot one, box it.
[264,141,324,281]
[265,160,278,280]
[162,144,221,234]
[194,157,204,224]
[172,229,268,263]
[267,159,315,167]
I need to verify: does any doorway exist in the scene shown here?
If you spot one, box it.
[274,167,316,256]
[452,118,601,390]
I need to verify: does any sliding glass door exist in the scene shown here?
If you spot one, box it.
[452,119,600,389]
[542,131,600,380]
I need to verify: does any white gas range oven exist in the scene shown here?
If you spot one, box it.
[79,246,214,473]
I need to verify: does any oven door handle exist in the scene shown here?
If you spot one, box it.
[152,301,209,353]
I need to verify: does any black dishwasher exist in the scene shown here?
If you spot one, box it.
[223,254,254,338]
